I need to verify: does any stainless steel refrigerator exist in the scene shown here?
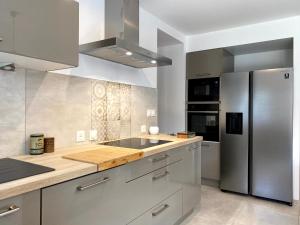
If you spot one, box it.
[220,68,293,205]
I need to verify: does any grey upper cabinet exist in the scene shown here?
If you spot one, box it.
[42,167,127,225]
[0,190,40,225]
[0,0,79,71]
[186,49,234,78]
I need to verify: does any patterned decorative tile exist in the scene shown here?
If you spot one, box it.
[92,80,107,121]
[120,84,131,121]
[91,80,108,142]
[107,82,120,121]
[107,120,121,140]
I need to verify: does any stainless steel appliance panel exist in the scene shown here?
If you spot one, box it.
[252,68,293,203]
[220,72,250,194]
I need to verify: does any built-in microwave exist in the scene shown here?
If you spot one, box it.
[187,77,220,102]
[187,104,220,142]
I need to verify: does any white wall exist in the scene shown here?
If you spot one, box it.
[55,1,186,88]
[187,16,300,200]
[234,49,293,72]
[158,44,186,134]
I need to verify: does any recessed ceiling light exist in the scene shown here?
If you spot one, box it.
[126,51,133,56]
[151,60,157,64]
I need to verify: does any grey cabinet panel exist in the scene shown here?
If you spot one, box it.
[0,0,79,70]
[151,162,182,204]
[169,143,201,216]
[127,191,182,225]
[0,1,14,53]
[0,190,40,225]
[124,160,183,222]
[201,142,220,181]
[186,49,234,78]
[181,144,201,215]
[42,167,127,225]
[124,151,183,182]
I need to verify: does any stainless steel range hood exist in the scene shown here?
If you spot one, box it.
[0,62,15,71]
[79,0,172,68]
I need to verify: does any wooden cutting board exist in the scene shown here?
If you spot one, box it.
[63,147,144,171]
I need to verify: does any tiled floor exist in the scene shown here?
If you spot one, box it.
[181,185,300,225]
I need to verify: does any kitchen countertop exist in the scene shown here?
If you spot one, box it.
[0,134,202,201]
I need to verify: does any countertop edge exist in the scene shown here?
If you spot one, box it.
[0,135,203,200]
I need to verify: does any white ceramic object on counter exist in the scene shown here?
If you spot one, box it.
[149,126,159,135]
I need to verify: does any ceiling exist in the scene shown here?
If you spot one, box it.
[140,0,300,35]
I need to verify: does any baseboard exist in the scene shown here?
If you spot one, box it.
[201,178,219,188]
[175,209,194,225]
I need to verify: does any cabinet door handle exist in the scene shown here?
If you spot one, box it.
[0,38,3,42]
[152,154,169,163]
[0,205,20,218]
[152,204,169,217]
[77,177,110,191]
[152,171,169,181]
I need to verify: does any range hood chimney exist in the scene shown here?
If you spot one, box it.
[79,0,172,68]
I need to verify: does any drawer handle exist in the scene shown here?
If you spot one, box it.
[77,177,110,191]
[152,171,169,181]
[152,204,169,217]
[202,144,210,147]
[0,205,20,218]
[0,38,3,42]
[152,154,169,163]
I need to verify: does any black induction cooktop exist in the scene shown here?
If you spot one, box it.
[101,138,172,149]
[0,158,55,185]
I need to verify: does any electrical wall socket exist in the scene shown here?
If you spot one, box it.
[147,109,152,117]
[141,125,147,133]
[76,130,86,142]
[151,109,156,117]
[89,130,98,141]
[147,109,156,117]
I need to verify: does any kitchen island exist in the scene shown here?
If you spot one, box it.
[0,134,202,225]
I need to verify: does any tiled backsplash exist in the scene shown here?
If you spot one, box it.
[0,69,157,157]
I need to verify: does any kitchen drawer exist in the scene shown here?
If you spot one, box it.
[124,150,183,182]
[123,160,183,222]
[42,166,127,225]
[151,161,182,205]
[127,190,182,225]
[0,190,40,225]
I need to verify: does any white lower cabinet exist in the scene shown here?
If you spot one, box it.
[127,191,182,225]
[0,190,40,225]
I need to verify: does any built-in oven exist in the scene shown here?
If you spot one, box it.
[187,77,220,102]
[187,104,219,142]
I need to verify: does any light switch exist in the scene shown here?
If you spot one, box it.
[141,125,147,133]
[76,130,86,142]
[147,109,152,117]
[89,130,98,141]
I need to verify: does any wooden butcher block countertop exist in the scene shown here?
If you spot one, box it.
[63,146,144,171]
[0,134,202,200]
